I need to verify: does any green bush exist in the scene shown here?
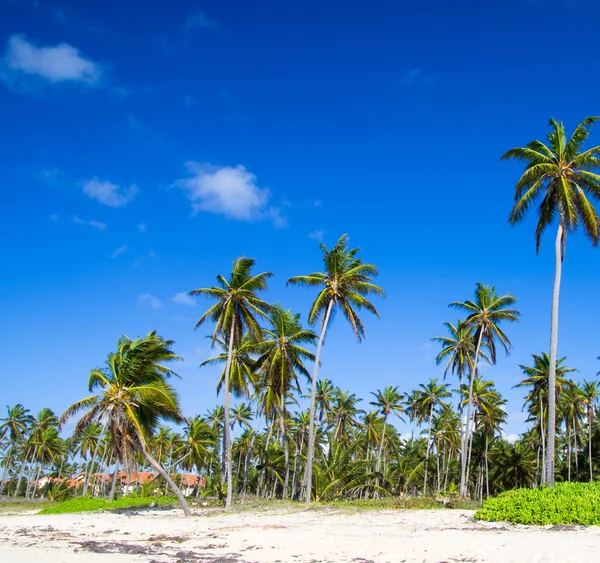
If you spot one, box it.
[39,496,177,515]
[475,482,600,525]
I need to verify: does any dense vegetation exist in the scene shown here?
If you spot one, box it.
[476,482,600,525]
[2,118,600,518]
[38,496,177,515]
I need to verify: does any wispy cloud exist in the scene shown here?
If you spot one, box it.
[402,68,436,87]
[138,293,162,309]
[172,292,197,307]
[72,216,106,230]
[308,229,324,242]
[48,214,59,222]
[82,178,138,207]
[184,10,221,31]
[2,34,102,86]
[174,162,287,227]
[137,222,146,233]
[108,244,128,258]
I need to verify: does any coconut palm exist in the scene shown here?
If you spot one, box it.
[369,386,405,486]
[288,234,384,502]
[314,379,336,424]
[59,331,191,517]
[514,353,576,484]
[254,305,316,498]
[503,116,600,486]
[582,380,600,481]
[450,283,520,496]
[189,257,273,508]
[0,404,33,494]
[413,378,451,493]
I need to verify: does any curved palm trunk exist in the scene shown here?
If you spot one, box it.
[460,329,484,497]
[223,320,236,508]
[546,223,563,487]
[304,300,333,503]
[139,444,191,517]
[374,417,387,498]
[109,459,120,501]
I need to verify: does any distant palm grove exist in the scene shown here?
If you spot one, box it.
[2,117,600,515]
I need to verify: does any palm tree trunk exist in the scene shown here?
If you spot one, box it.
[15,447,35,498]
[423,405,434,494]
[223,320,236,509]
[546,223,563,487]
[304,299,333,503]
[139,443,190,517]
[109,459,120,502]
[567,423,572,482]
[374,417,387,498]
[280,408,289,499]
[485,435,490,498]
[460,328,484,497]
[540,397,546,485]
[574,414,579,481]
[436,436,441,493]
[589,412,594,482]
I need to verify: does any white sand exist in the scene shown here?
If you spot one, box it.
[0,507,598,562]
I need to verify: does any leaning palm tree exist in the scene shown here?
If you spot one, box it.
[189,257,273,508]
[503,116,600,486]
[288,234,385,502]
[451,283,521,497]
[59,331,191,517]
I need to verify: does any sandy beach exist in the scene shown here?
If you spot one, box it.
[0,507,598,563]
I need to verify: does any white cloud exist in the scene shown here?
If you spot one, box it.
[108,245,128,258]
[138,222,146,233]
[83,178,138,207]
[185,10,220,30]
[172,292,196,307]
[138,293,162,309]
[503,433,519,444]
[175,162,286,227]
[72,216,106,230]
[3,34,102,84]
[49,214,59,222]
[308,229,324,242]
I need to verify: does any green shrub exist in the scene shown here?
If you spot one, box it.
[39,496,177,515]
[475,482,600,525]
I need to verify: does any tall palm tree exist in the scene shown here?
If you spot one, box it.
[288,234,384,502]
[0,404,33,494]
[370,386,405,484]
[414,378,451,493]
[514,353,575,484]
[582,380,599,481]
[562,381,585,482]
[59,331,191,517]
[255,305,316,498]
[503,116,600,486]
[314,379,336,425]
[451,282,521,496]
[189,257,273,508]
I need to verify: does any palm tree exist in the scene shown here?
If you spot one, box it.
[288,234,384,502]
[503,116,600,486]
[562,382,585,482]
[59,331,191,517]
[314,379,336,425]
[582,380,599,481]
[330,389,364,445]
[0,404,33,494]
[451,282,521,496]
[414,378,451,493]
[255,305,316,498]
[514,353,575,484]
[189,257,273,508]
[370,386,405,488]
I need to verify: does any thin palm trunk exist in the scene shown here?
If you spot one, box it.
[574,414,579,481]
[304,300,333,503]
[423,404,434,494]
[280,408,289,499]
[589,412,594,482]
[567,424,572,482]
[540,396,546,484]
[546,223,563,487]
[485,435,490,498]
[140,443,190,517]
[109,459,120,501]
[374,417,387,497]
[223,320,236,509]
[460,328,483,497]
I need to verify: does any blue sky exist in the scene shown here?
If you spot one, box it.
[2,0,600,440]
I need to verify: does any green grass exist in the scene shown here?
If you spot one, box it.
[0,501,57,514]
[38,496,178,515]
[475,482,600,525]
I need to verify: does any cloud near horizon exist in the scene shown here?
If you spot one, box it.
[175,162,286,227]
[2,34,102,85]
[83,178,138,207]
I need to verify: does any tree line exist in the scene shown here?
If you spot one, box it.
[2,116,600,516]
